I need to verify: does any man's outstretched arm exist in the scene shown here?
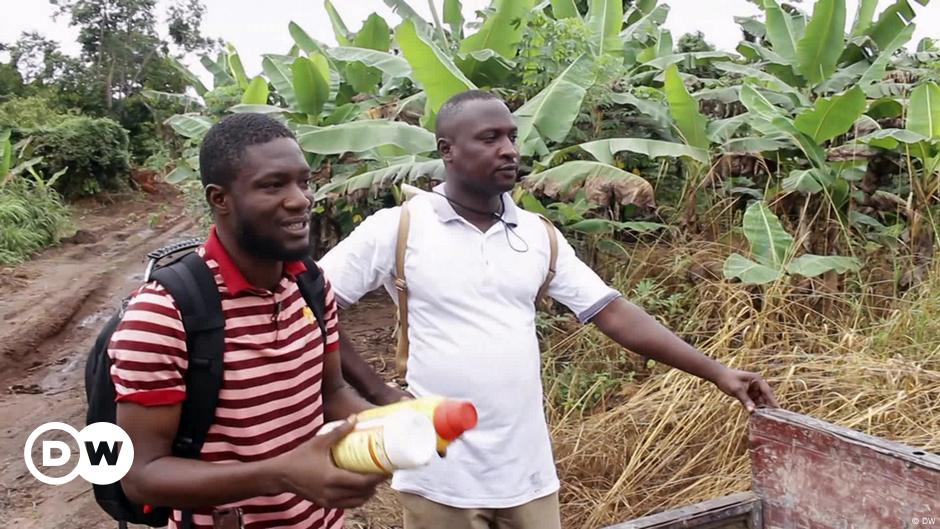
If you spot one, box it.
[590,297,779,412]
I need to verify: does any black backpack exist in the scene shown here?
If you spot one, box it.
[84,239,329,529]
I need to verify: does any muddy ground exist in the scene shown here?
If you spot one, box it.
[0,192,403,528]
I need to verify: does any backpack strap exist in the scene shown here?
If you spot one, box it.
[150,252,226,459]
[297,257,329,341]
[394,202,411,379]
[150,252,225,529]
[391,204,558,379]
[535,214,558,308]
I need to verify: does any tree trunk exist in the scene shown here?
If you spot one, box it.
[105,60,114,110]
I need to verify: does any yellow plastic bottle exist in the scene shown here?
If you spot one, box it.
[356,396,478,456]
[320,409,437,475]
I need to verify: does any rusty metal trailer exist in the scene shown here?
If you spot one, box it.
[603,409,940,529]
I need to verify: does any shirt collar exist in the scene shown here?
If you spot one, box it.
[203,226,307,295]
[428,182,519,227]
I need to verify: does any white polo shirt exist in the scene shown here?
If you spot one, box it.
[319,183,620,508]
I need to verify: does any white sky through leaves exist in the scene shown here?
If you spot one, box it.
[1,0,936,84]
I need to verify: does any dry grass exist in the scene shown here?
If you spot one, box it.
[348,235,940,529]
[545,238,940,528]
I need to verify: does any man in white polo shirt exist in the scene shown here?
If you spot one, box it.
[319,90,777,529]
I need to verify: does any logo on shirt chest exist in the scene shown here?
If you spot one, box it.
[302,306,317,326]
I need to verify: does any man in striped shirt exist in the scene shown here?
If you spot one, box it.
[109,113,384,529]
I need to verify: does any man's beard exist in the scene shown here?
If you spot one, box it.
[235,216,311,262]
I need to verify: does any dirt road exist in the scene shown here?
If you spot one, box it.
[0,193,402,528]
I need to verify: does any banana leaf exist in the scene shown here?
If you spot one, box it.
[263,54,298,109]
[141,89,202,108]
[743,200,794,268]
[723,253,785,284]
[579,138,708,164]
[456,50,516,86]
[167,57,209,96]
[713,62,806,103]
[551,0,579,19]
[515,55,596,156]
[762,0,802,66]
[0,131,11,179]
[786,255,860,277]
[908,82,940,140]
[586,0,624,56]
[226,44,250,89]
[664,65,709,151]
[868,0,923,50]
[460,0,535,61]
[793,86,866,144]
[354,14,391,52]
[241,76,269,105]
[165,114,214,139]
[396,19,475,115]
[292,56,330,117]
[324,0,351,46]
[444,0,465,37]
[525,161,655,209]
[383,0,434,40]
[289,21,329,55]
[297,120,436,156]
[796,0,845,86]
[850,0,878,37]
[314,159,445,201]
[858,24,916,92]
[328,47,412,85]
[228,104,288,114]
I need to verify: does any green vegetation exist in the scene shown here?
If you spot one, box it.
[31,117,131,197]
[157,0,938,294]
[0,131,71,264]
[0,0,217,255]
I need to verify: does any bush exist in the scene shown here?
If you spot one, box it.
[0,95,75,131]
[0,172,71,264]
[31,117,131,197]
[203,84,243,117]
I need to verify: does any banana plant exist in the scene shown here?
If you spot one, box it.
[737,81,866,191]
[0,134,67,188]
[458,0,536,83]
[520,188,667,235]
[515,55,596,157]
[859,82,940,171]
[733,0,930,96]
[723,201,861,285]
[314,158,446,202]
[855,81,940,259]
[0,131,11,181]
[396,18,476,126]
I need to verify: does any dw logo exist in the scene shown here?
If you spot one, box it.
[24,422,134,485]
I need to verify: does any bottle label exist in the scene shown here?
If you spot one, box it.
[331,422,394,475]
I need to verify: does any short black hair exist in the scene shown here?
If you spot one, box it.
[199,113,296,187]
[435,90,503,139]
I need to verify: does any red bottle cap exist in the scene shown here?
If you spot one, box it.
[432,400,478,441]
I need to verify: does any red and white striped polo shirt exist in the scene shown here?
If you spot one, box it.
[108,227,343,529]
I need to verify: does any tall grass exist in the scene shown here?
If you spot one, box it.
[0,172,71,264]
[543,237,940,528]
